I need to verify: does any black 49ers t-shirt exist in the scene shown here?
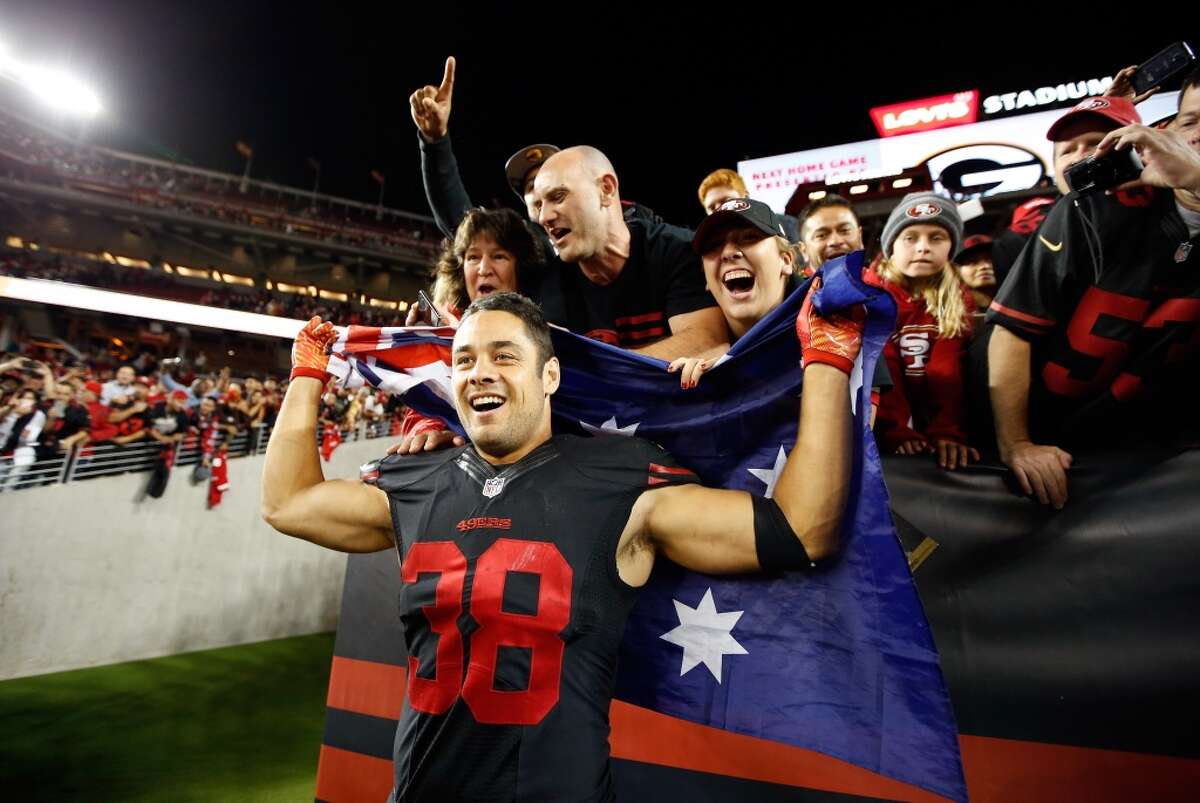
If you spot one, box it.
[364,434,697,803]
[534,218,715,348]
[987,187,1200,441]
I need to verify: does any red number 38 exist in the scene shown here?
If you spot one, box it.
[400,538,573,725]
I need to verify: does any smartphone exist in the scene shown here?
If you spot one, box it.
[417,290,443,326]
[1131,41,1196,96]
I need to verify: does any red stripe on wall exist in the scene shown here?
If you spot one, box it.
[610,700,955,802]
[326,656,406,721]
[315,744,394,803]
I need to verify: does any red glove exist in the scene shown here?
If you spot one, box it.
[290,317,337,383]
[797,277,865,375]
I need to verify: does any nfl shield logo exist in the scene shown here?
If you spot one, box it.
[482,477,506,498]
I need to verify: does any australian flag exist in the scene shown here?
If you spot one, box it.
[327,253,967,802]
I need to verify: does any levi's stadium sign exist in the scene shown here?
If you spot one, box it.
[982,76,1113,116]
[869,91,979,138]
[739,92,1179,211]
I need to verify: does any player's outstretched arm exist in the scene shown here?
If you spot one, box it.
[261,318,393,553]
[623,285,859,581]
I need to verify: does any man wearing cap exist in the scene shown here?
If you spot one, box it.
[991,96,1143,282]
[146,390,194,446]
[956,235,997,313]
[986,111,1200,508]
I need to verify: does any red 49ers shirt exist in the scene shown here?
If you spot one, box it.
[866,268,974,450]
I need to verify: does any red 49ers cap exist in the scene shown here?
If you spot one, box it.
[1046,96,1142,141]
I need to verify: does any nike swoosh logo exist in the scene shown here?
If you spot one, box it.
[1038,236,1063,252]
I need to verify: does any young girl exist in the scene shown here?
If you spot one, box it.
[868,193,978,471]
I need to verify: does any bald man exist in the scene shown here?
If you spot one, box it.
[530,146,727,357]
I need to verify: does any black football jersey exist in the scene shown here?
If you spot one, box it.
[986,188,1200,438]
[364,434,697,803]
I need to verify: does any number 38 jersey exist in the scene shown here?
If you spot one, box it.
[363,434,697,803]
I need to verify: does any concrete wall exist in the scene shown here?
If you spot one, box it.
[0,437,391,679]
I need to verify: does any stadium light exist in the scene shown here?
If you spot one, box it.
[14,63,102,116]
[0,37,103,117]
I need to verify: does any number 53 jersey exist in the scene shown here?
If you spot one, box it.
[363,434,697,803]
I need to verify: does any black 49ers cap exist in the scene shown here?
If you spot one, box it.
[692,198,789,253]
[504,144,560,198]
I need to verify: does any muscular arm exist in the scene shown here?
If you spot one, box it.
[261,376,394,552]
[632,307,730,361]
[620,362,852,585]
[988,324,1072,507]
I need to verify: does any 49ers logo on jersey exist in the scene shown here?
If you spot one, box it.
[897,325,936,374]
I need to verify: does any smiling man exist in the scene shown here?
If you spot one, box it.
[797,194,865,276]
[262,291,863,802]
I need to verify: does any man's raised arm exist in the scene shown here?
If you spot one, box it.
[410,56,474,237]
[261,318,393,553]
[621,283,860,583]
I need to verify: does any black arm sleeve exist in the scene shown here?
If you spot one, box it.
[419,134,475,238]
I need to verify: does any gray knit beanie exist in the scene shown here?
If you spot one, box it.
[881,193,962,257]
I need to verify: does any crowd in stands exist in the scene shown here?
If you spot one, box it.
[0,107,440,258]
[0,339,407,492]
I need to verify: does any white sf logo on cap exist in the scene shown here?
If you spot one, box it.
[907,203,941,218]
[720,199,751,212]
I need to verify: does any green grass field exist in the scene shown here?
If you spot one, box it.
[0,632,335,802]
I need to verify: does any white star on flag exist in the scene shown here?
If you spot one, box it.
[580,416,639,436]
[747,445,788,499]
[659,588,748,683]
[850,350,864,415]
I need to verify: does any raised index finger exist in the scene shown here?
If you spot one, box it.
[438,56,456,97]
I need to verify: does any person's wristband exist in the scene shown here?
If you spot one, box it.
[289,366,331,383]
[802,348,854,375]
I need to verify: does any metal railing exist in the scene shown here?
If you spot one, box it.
[0,419,399,493]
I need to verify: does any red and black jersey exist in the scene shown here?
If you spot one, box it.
[987,188,1200,440]
[364,434,697,803]
[865,269,974,449]
[535,218,716,348]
